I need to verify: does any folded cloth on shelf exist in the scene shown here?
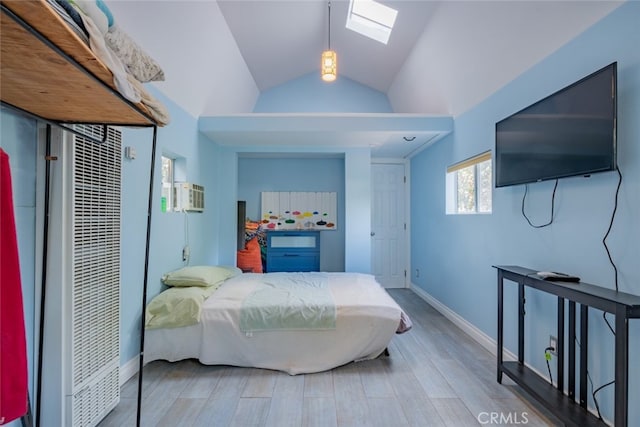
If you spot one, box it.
[52,0,88,38]
[127,74,170,125]
[71,0,111,34]
[71,4,170,124]
[106,25,165,82]
[77,6,140,103]
[71,0,165,82]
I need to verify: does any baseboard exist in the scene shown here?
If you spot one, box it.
[409,283,516,360]
[120,356,140,387]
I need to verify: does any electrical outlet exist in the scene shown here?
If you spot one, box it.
[549,335,557,355]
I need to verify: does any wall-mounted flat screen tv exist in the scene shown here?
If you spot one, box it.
[495,62,617,188]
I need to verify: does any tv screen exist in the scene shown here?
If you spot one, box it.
[495,62,617,188]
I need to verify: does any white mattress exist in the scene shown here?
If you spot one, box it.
[144,272,404,374]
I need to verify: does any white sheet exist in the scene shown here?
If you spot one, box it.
[144,272,404,374]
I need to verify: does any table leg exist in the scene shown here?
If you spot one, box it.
[614,306,628,427]
[580,305,588,409]
[518,283,525,364]
[557,297,564,391]
[497,271,504,384]
[568,301,576,401]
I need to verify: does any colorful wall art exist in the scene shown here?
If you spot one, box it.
[261,192,337,230]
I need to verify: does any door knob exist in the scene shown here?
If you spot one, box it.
[370,232,375,236]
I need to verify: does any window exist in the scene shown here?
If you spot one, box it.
[161,156,174,212]
[446,151,492,214]
[346,0,398,45]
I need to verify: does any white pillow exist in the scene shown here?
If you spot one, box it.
[162,265,239,287]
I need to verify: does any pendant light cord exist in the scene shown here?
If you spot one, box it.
[328,2,331,50]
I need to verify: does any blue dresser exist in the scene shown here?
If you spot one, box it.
[265,231,320,272]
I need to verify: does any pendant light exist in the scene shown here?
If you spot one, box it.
[321,1,337,82]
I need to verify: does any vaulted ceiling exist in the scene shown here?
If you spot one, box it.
[108,0,622,157]
[217,0,439,93]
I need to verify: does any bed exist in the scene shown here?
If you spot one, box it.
[144,268,411,375]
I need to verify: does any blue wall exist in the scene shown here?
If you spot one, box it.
[410,2,639,423]
[119,87,222,365]
[213,72,386,272]
[254,72,393,113]
[237,156,345,272]
[214,145,373,273]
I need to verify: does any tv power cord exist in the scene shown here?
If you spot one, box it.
[544,347,554,386]
[522,180,558,228]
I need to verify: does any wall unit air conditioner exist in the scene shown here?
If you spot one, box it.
[40,124,121,427]
[174,182,205,212]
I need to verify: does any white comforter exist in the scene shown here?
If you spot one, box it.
[144,272,405,374]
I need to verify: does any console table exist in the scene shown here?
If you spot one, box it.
[494,265,640,427]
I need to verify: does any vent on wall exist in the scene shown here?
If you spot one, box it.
[174,182,205,212]
[41,124,121,427]
[71,125,121,426]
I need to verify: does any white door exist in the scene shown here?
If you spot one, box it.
[371,163,406,288]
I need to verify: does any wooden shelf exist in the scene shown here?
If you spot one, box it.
[1,0,157,126]
[502,362,606,427]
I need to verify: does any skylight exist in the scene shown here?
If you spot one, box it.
[346,0,398,45]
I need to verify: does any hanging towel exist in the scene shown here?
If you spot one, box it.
[0,148,29,424]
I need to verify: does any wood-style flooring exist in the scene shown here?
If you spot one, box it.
[99,289,560,426]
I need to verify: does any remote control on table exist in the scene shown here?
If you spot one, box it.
[536,271,580,282]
